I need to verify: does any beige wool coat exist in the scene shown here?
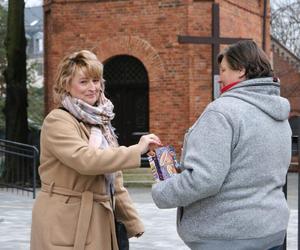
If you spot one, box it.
[30,109,144,250]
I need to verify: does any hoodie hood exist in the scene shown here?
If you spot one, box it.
[221,77,290,121]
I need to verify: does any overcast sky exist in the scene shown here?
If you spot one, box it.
[25,0,42,7]
[16,0,299,8]
[1,0,42,7]
[23,0,295,7]
[2,0,294,9]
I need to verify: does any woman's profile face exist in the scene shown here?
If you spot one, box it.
[68,69,101,106]
[219,57,245,88]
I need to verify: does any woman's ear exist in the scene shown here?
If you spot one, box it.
[239,68,246,79]
[65,82,71,93]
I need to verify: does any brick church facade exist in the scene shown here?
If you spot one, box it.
[271,36,300,163]
[272,36,300,118]
[43,0,271,151]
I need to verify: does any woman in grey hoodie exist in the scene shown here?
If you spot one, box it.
[152,40,291,250]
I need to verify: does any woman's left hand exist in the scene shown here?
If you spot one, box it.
[137,134,162,154]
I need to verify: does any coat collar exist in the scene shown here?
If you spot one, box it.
[79,122,90,140]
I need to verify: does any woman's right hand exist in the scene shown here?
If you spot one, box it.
[137,134,162,155]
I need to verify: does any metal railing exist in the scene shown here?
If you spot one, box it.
[0,139,39,198]
[283,135,300,250]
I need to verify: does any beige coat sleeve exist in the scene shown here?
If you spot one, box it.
[43,109,141,175]
[114,171,145,238]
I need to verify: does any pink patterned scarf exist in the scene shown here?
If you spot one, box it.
[62,94,118,193]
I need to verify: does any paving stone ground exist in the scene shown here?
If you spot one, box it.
[0,173,298,250]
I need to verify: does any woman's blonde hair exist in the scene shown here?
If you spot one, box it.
[53,50,104,104]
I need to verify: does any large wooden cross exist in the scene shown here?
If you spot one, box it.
[178,3,250,99]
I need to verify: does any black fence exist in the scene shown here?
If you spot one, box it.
[0,139,39,198]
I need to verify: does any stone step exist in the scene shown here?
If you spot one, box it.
[123,180,154,188]
[122,168,152,174]
[123,173,153,181]
[123,167,155,187]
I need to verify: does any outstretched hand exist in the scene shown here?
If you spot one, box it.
[137,134,162,155]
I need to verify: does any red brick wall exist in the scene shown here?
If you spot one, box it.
[272,50,300,117]
[44,0,270,151]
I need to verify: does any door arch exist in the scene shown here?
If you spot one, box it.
[103,55,149,146]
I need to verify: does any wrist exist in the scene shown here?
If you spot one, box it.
[135,143,144,155]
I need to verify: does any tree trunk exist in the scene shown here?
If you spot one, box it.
[4,0,28,143]
[3,0,28,183]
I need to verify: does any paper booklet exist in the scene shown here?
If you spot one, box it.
[147,145,181,182]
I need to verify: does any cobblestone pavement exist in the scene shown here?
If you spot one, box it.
[0,173,298,250]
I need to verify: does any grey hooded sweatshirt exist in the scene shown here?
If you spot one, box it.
[152,77,291,250]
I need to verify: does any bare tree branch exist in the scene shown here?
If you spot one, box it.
[271,0,300,57]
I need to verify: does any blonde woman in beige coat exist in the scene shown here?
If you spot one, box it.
[30,50,161,250]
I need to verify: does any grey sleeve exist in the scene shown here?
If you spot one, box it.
[151,110,233,208]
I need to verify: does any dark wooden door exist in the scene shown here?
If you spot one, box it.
[103,55,149,146]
